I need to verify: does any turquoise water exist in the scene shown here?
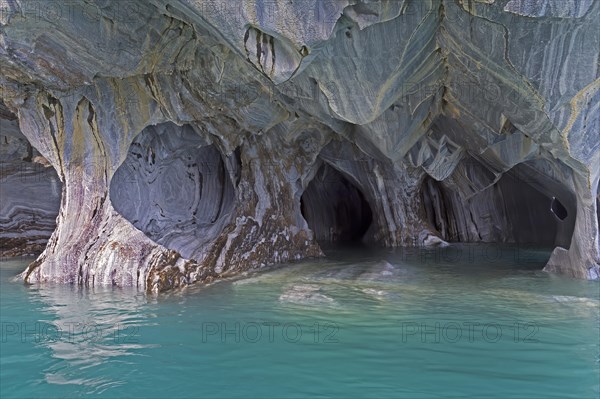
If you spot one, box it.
[1,244,599,398]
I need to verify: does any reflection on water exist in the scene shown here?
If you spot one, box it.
[33,284,155,392]
[1,244,599,398]
[1,258,156,396]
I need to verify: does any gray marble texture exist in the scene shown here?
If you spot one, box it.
[0,0,597,290]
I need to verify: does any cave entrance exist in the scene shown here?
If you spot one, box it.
[301,163,373,246]
[596,186,599,232]
[110,122,236,260]
[0,101,62,257]
[421,161,576,250]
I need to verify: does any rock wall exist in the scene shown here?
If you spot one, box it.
[0,0,598,289]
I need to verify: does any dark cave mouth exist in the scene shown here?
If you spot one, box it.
[597,189,600,229]
[0,104,62,257]
[550,197,568,221]
[421,162,577,260]
[301,164,373,247]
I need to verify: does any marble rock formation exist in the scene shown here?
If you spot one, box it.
[0,0,598,291]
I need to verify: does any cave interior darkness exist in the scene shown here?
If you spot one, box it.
[300,163,373,246]
[420,161,576,250]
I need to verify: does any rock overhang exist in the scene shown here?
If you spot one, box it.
[0,0,597,289]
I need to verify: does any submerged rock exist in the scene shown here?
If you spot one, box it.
[279,284,337,306]
[357,260,400,281]
[0,0,597,290]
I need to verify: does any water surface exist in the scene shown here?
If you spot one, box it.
[1,244,598,398]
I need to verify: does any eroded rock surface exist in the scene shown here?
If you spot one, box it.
[0,0,598,290]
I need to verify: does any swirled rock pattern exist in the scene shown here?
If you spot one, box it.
[110,122,237,260]
[0,0,597,290]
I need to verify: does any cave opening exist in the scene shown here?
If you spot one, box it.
[0,102,62,257]
[110,122,236,259]
[550,197,568,221]
[421,162,576,252]
[301,163,373,246]
[596,186,599,231]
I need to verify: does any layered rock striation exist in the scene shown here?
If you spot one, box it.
[0,0,598,290]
